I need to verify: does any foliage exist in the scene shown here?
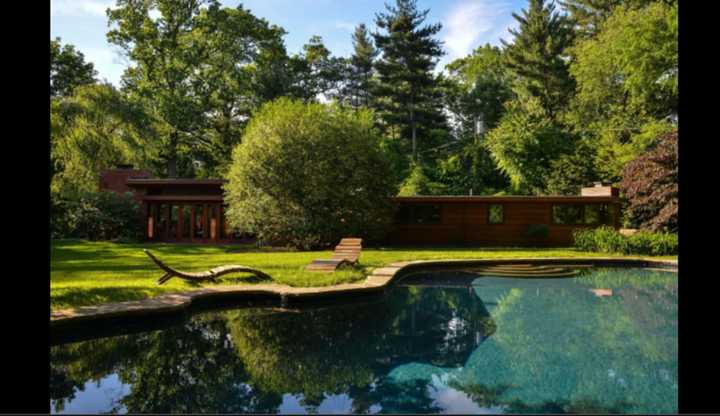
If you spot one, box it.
[430,141,510,195]
[544,140,599,195]
[573,226,677,255]
[568,1,678,180]
[188,3,291,178]
[50,37,97,97]
[485,98,575,194]
[288,35,348,102]
[340,24,379,109]
[559,0,666,37]
[619,130,677,232]
[373,0,445,162]
[398,163,447,196]
[108,0,212,177]
[51,83,156,200]
[56,192,144,241]
[502,0,575,121]
[445,44,514,137]
[224,98,397,249]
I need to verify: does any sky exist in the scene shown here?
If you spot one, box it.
[50,0,526,86]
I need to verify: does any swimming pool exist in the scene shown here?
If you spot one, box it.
[50,267,677,414]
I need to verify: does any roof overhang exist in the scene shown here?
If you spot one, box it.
[392,195,621,204]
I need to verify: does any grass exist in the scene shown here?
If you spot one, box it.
[51,239,677,310]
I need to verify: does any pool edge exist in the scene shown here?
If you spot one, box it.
[50,257,678,328]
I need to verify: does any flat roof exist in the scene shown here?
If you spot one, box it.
[126,178,226,187]
[393,195,620,203]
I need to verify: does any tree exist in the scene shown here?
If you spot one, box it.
[341,24,379,109]
[288,36,347,102]
[373,0,445,162]
[51,83,156,200]
[108,0,214,178]
[568,1,678,180]
[50,38,97,97]
[559,0,673,37]
[502,0,575,122]
[544,140,599,195]
[445,43,514,139]
[485,97,575,194]
[619,130,677,232]
[189,4,290,177]
[224,98,397,249]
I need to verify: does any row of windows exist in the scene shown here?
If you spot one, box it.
[394,203,616,226]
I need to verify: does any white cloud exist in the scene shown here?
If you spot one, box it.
[51,0,114,17]
[440,0,516,67]
[78,46,127,86]
[335,20,357,33]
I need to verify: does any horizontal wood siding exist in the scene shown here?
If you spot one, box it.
[386,201,620,246]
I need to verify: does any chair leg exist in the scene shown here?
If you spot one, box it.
[157,273,173,285]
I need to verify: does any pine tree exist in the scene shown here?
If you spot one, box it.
[343,24,378,109]
[502,0,575,122]
[559,0,670,37]
[372,0,445,162]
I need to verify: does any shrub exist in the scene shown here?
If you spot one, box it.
[619,130,677,232]
[573,226,677,256]
[60,192,143,241]
[224,98,397,250]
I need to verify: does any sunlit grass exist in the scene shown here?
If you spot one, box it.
[51,239,676,310]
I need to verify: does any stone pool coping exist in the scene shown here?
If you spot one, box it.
[50,257,677,327]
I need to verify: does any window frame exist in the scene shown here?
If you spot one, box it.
[551,204,585,226]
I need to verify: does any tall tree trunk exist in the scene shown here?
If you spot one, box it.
[410,100,417,163]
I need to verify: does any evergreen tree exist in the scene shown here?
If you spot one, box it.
[373,0,445,162]
[289,36,347,102]
[342,24,378,109]
[559,0,671,37]
[502,0,575,122]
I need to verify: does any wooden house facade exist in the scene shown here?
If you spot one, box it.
[100,169,621,246]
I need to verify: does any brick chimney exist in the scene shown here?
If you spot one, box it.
[581,182,619,197]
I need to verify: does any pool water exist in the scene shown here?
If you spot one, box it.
[50,267,677,414]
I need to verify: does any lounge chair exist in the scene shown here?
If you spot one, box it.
[305,238,362,272]
[143,249,271,285]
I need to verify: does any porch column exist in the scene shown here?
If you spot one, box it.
[190,206,195,242]
[210,204,218,242]
[147,203,154,240]
[177,205,184,240]
[202,204,208,241]
[164,204,170,240]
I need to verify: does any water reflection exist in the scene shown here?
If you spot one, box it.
[50,268,677,414]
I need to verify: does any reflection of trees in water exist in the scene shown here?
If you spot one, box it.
[450,381,634,413]
[51,316,283,413]
[51,286,494,413]
[226,286,494,411]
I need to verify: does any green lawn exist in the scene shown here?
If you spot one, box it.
[50,239,677,310]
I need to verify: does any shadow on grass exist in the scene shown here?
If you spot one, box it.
[52,286,172,309]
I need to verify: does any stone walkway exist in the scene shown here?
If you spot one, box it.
[51,257,677,326]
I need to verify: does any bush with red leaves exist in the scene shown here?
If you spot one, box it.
[619,130,678,232]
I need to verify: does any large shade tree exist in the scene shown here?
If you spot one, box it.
[568,1,678,181]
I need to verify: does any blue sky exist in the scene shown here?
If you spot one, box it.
[50,0,526,86]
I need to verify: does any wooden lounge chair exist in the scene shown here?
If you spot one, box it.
[306,238,362,272]
[143,249,271,285]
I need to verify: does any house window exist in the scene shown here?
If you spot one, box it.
[584,204,615,226]
[553,205,584,225]
[488,204,504,224]
[394,204,442,224]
